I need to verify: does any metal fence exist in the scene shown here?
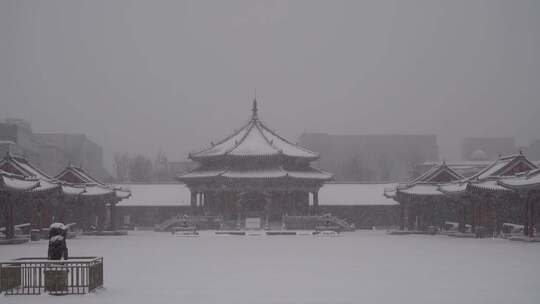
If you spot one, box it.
[0,256,103,295]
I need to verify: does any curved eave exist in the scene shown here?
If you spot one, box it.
[115,189,132,199]
[396,184,444,199]
[61,185,86,196]
[189,105,320,162]
[31,181,61,193]
[82,185,115,197]
[437,183,468,196]
[179,174,332,183]
[383,189,397,199]
[1,176,40,192]
[497,180,540,191]
[190,152,319,162]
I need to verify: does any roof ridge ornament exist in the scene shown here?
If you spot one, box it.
[252,98,258,120]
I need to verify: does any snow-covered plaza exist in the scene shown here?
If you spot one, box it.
[1,231,539,304]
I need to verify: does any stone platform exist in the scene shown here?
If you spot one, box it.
[508,236,540,242]
[386,230,433,235]
[82,230,128,236]
[0,237,30,245]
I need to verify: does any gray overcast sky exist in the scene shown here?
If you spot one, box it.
[1,0,539,166]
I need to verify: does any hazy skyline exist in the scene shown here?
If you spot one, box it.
[1,0,539,168]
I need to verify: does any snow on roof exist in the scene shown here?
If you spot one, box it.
[0,171,39,192]
[398,184,443,196]
[115,189,131,199]
[0,154,128,197]
[227,123,280,156]
[258,121,319,158]
[222,167,287,179]
[468,153,537,181]
[190,101,318,160]
[438,182,468,194]
[179,166,332,181]
[55,165,131,199]
[286,168,333,180]
[32,180,60,193]
[56,166,100,185]
[118,183,397,207]
[409,163,463,185]
[61,185,86,196]
[179,169,227,179]
[497,169,540,190]
[82,185,114,197]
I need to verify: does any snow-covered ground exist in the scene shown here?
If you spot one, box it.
[1,231,539,304]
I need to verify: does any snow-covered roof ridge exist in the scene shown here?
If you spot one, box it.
[189,101,319,161]
[178,165,332,181]
[408,162,464,185]
[55,165,131,199]
[497,168,540,190]
[0,170,40,192]
[0,153,55,181]
[0,153,65,193]
[466,152,537,181]
[437,182,468,195]
[0,153,128,198]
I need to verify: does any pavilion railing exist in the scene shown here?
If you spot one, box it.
[0,256,103,295]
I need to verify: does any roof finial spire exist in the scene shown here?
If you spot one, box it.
[252,94,258,120]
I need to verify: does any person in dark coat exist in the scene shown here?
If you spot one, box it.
[48,223,69,260]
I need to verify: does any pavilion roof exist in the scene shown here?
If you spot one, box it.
[467,153,537,181]
[387,162,463,199]
[497,169,540,191]
[179,166,332,182]
[409,162,463,185]
[0,153,63,193]
[437,182,468,195]
[0,153,128,198]
[190,100,319,161]
[385,153,539,201]
[397,183,444,198]
[0,170,40,192]
[55,165,131,199]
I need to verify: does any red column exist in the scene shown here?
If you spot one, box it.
[528,197,534,238]
[523,198,529,236]
[399,201,405,231]
[458,202,466,233]
[312,191,319,215]
[110,202,117,231]
[471,201,477,233]
[190,191,197,215]
[7,199,15,239]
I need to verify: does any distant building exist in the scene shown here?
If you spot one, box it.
[523,139,540,161]
[0,118,40,160]
[35,133,108,179]
[0,118,108,179]
[299,133,439,182]
[461,137,516,161]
